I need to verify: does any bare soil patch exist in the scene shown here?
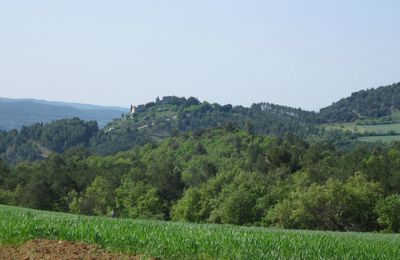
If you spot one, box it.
[0,239,142,260]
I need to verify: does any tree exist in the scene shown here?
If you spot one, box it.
[209,172,269,225]
[14,177,55,210]
[76,176,113,216]
[375,194,400,233]
[0,159,9,186]
[146,152,184,203]
[219,188,258,225]
[245,120,254,135]
[0,189,13,204]
[115,178,164,220]
[266,174,382,231]
[171,188,203,222]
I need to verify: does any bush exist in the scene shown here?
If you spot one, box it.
[375,194,400,233]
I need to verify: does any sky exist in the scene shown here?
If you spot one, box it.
[0,1,399,111]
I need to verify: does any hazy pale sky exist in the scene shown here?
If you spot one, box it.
[0,1,399,110]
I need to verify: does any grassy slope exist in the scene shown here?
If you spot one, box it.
[358,135,400,143]
[320,117,400,143]
[322,122,400,135]
[1,205,399,259]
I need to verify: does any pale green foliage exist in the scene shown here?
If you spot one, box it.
[173,171,270,225]
[212,172,269,225]
[67,189,80,214]
[115,178,164,219]
[171,188,203,222]
[266,173,383,231]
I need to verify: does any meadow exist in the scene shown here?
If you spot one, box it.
[321,122,400,134]
[321,122,400,143]
[1,205,400,259]
[357,135,400,143]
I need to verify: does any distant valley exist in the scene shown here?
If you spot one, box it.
[0,97,126,131]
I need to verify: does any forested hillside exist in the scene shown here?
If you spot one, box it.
[3,82,400,164]
[0,118,99,164]
[319,82,400,123]
[93,96,319,155]
[1,127,400,233]
[0,96,322,163]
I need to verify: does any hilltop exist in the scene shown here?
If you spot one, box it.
[318,82,400,143]
[319,82,400,123]
[0,96,319,164]
[93,96,318,155]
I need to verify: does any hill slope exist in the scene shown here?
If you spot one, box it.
[2,82,400,162]
[0,96,320,163]
[92,96,318,155]
[319,82,400,123]
[0,98,125,130]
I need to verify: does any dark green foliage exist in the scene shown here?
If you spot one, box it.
[0,159,9,185]
[115,178,164,219]
[70,176,114,216]
[319,82,400,123]
[90,126,150,156]
[37,118,98,153]
[0,118,99,164]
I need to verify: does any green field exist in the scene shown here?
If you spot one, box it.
[321,122,400,135]
[1,205,400,259]
[357,135,400,143]
[321,122,400,143]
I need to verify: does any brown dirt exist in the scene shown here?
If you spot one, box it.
[0,239,144,260]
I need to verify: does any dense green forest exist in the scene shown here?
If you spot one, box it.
[319,82,400,123]
[0,118,100,164]
[1,127,400,233]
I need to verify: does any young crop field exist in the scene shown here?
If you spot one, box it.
[1,205,400,259]
[357,135,400,143]
[321,122,400,135]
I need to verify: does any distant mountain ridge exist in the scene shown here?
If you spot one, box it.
[0,97,126,111]
[0,98,126,130]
